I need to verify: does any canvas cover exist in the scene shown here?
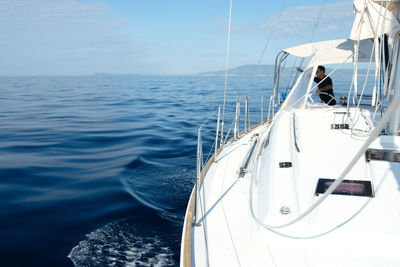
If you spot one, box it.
[350,0,400,40]
[283,38,375,66]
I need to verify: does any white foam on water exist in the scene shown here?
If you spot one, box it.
[68,218,175,266]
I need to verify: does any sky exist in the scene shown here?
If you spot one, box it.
[0,0,355,76]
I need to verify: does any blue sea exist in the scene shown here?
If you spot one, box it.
[0,75,276,266]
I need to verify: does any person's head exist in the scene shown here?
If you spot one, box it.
[316,65,325,78]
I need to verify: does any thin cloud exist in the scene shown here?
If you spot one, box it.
[0,0,149,75]
[262,2,354,40]
[0,0,124,45]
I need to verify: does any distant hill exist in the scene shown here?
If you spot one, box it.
[197,64,371,77]
[198,64,277,76]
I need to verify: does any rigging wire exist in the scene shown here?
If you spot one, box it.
[220,0,233,146]
[243,0,289,98]
[345,0,369,109]
[372,0,391,108]
[291,0,327,86]
[348,0,390,137]
[253,0,326,106]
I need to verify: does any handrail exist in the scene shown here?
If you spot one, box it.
[273,51,289,105]
[239,137,259,177]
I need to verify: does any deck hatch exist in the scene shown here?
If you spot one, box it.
[315,178,373,197]
[366,149,400,163]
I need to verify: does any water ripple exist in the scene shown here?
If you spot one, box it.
[0,75,275,266]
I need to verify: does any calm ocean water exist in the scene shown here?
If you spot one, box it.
[0,75,275,266]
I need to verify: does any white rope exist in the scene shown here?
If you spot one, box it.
[345,0,369,123]
[372,0,390,107]
[349,0,370,104]
[221,0,233,145]
[370,0,389,108]
[348,1,391,138]
[346,35,378,138]
[374,33,400,124]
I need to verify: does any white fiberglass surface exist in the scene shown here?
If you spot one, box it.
[191,108,400,266]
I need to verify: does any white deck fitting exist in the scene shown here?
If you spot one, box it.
[191,106,400,266]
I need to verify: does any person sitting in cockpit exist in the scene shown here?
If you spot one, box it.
[297,65,336,106]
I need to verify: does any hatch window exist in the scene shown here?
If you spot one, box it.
[366,149,400,163]
[315,178,373,197]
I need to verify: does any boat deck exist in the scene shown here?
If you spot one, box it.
[188,106,400,266]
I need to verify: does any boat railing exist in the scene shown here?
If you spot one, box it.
[194,97,251,224]
[195,93,276,208]
[182,94,272,266]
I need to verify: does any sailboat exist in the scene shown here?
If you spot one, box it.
[181,0,400,266]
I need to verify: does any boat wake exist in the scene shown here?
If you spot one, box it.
[121,155,195,223]
[68,155,195,266]
[68,217,176,267]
